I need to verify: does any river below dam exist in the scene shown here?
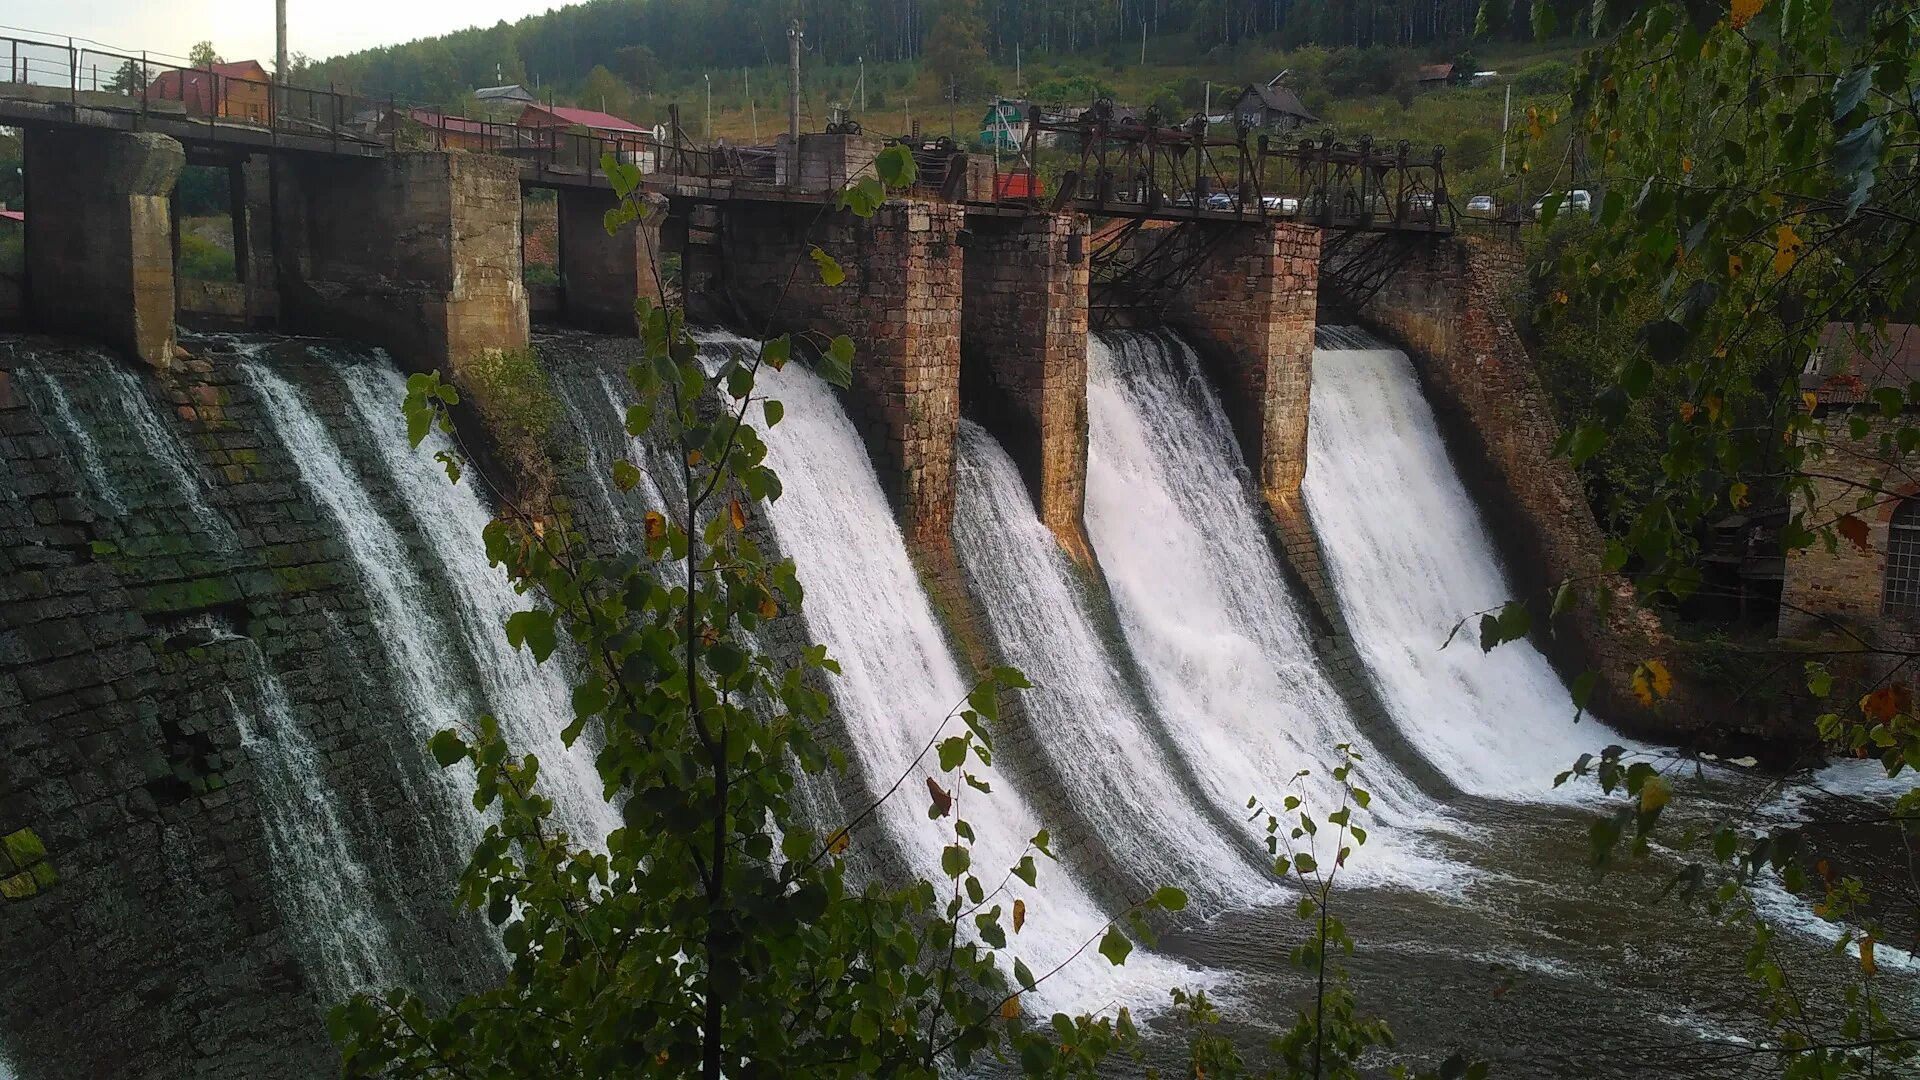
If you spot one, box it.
[0,324,1909,1077]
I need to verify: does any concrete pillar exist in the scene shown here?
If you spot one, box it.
[960,211,1092,561]
[24,129,185,368]
[237,154,279,328]
[708,199,964,548]
[1145,220,1320,508]
[275,151,528,371]
[556,186,663,333]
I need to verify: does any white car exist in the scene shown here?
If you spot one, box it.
[1261,194,1299,212]
[1466,194,1496,214]
[1533,189,1592,217]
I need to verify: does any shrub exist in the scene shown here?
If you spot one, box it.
[1028,73,1115,104]
[177,232,235,281]
[1514,59,1572,95]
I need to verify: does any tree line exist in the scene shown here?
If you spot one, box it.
[302,0,1576,107]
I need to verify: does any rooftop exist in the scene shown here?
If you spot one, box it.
[1803,323,1920,405]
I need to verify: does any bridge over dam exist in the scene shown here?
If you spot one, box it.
[0,39,1560,593]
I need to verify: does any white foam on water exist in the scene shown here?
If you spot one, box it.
[953,418,1277,909]
[1303,332,1637,799]
[1083,332,1443,887]
[102,364,234,541]
[725,331,1217,1013]
[16,368,124,513]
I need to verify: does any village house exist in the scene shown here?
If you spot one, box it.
[1416,63,1458,90]
[148,60,271,123]
[518,103,656,170]
[1779,322,1920,645]
[1230,78,1318,131]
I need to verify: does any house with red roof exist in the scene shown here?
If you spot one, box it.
[519,103,646,134]
[149,60,271,123]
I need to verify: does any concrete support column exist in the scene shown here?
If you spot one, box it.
[275,151,528,371]
[24,129,185,368]
[1161,220,1320,508]
[710,199,964,548]
[960,211,1092,561]
[556,186,663,333]
[237,154,279,328]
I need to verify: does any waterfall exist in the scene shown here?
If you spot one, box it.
[15,369,124,514]
[103,365,233,541]
[726,332,1210,1011]
[951,419,1273,908]
[1083,332,1435,875]
[240,363,483,840]
[342,363,623,848]
[228,649,396,1003]
[1302,328,1627,797]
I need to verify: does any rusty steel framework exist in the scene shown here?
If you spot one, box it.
[1003,102,1456,235]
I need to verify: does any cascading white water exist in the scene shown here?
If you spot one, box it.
[343,363,623,848]
[1083,333,1434,871]
[951,419,1273,908]
[103,365,233,541]
[228,654,396,1002]
[725,332,1211,1011]
[1302,328,1624,797]
[240,363,482,841]
[16,369,123,513]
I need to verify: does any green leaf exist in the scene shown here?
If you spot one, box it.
[762,399,784,427]
[1013,957,1037,991]
[941,844,970,879]
[818,335,855,389]
[1568,423,1608,465]
[875,143,918,189]
[938,736,970,772]
[612,460,641,493]
[1098,927,1133,966]
[840,176,885,218]
[1013,854,1037,886]
[1152,886,1188,912]
[1293,853,1318,875]
[809,246,846,287]
[1571,671,1599,720]
[428,729,468,768]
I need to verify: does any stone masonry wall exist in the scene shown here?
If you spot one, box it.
[23,129,185,368]
[557,188,665,334]
[960,212,1092,561]
[0,337,501,1079]
[275,152,529,372]
[1142,221,1320,505]
[701,200,965,549]
[1357,234,1678,736]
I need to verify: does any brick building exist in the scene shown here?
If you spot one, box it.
[1780,323,1920,642]
[148,60,271,124]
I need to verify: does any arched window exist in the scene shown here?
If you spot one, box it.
[1885,499,1920,619]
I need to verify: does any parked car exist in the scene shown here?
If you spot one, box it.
[1205,191,1236,211]
[1466,194,1496,214]
[1532,188,1592,218]
[1401,192,1437,218]
[1261,194,1300,213]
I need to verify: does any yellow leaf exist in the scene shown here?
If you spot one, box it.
[687,449,704,466]
[1727,252,1743,278]
[1837,514,1872,552]
[758,597,779,619]
[999,995,1022,1020]
[1632,660,1674,706]
[827,830,850,855]
[1730,481,1750,509]
[1730,0,1765,29]
[644,510,665,540]
[1801,391,1819,412]
[1526,106,1544,141]
[1772,225,1802,277]
[1639,776,1672,813]
[1705,395,1723,422]
[1553,290,1570,305]
[1679,401,1697,422]
[1861,935,1878,977]
[1860,684,1911,722]
[1013,898,1026,933]
[729,497,746,532]
[1681,156,1692,174]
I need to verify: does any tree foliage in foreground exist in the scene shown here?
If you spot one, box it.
[1500,0,1920,1073]
[332,145,1474,1078]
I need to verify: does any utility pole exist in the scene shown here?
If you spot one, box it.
[1140,20,1147,66]
[1015,43,1021,91]
[857,56,865,112]
[704,73,712,139]
[276,0,288,86]
[787,20,802,168]
[1499,82,1512,173]
[745,68,757,141]
[948,76,956,140]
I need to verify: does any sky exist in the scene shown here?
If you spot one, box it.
[6,1,563,69]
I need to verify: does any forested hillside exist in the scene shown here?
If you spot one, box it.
[302,0,1579,108]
